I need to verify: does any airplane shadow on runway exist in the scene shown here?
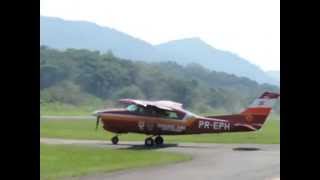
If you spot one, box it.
[113,143,225,150]
[232,147,261,151]
[119,143,179,150]
[107,143,261,151]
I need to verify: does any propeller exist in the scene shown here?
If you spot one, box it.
[95,116,101,131]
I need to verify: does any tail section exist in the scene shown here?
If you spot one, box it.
[240,91,280,130]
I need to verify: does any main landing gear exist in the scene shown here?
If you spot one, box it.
[110,135,164,147]
[145,137,154,146]
[145,136,164,147]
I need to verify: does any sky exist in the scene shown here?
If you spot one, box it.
[40,0,280,71]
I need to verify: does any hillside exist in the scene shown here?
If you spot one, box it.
[40,46,279,115]
[40,16,277,85]
[266,71,280,83]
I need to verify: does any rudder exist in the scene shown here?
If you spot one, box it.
[240,91,280,130]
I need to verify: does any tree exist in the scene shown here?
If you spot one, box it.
[112,85,145,99]
[40,65,66,89]
[40,46,280,114]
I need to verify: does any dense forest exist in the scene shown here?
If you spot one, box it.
[40,46,280,115]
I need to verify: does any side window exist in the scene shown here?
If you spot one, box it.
[144,106,156,116]
[168,112,178,119]
[154,109,167,117]
[137,106,146,114]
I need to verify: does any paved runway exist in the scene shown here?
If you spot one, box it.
[41,138,280,180]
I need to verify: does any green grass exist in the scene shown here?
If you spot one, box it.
[40,103,103,116]
[40,144,190,180]
[40,118,279,144]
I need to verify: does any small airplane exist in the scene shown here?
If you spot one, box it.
[93,91,280,146]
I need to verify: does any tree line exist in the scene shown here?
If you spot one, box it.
[40,46,280,114]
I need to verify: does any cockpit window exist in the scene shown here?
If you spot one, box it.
[126,104,184,120]
[127,104,138,112]
[126,104,146,113]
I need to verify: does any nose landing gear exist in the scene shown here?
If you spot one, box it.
[111,136,119,145]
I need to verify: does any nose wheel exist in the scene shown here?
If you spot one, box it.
[111,136,119,145]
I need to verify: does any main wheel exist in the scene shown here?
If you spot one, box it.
[111,136,119,145]
[155,136,164,145]
[145,137,154,147]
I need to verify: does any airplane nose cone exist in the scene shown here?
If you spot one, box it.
[92,110,102,117]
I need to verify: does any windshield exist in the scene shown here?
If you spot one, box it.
[126,104,138,112]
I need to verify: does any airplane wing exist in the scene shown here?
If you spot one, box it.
[119,99,183,111]
[156,100,183,109]
[119,99,149,106]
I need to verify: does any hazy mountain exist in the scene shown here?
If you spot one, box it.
[40,16,278,85]
[266,71,280,83]
[40,16,163,62]
[155,38,277,85]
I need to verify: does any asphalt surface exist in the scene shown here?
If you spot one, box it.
[41,138,280,180]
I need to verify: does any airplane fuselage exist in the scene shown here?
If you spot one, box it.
[100,109,255,135]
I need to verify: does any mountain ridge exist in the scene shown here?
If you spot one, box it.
[40,16,278,85]
[155,38,277,85]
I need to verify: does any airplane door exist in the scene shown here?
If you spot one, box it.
[137,120,156,133]
[143,106,157,132]
[145,120,156,132]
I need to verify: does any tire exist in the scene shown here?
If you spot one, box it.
[155,136,164,145]
[111,136,119,145]
[145,137,154,147]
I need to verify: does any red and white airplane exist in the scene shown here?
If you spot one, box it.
[93,91,280,146]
